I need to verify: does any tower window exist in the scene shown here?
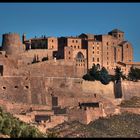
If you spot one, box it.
[107,42,109,46]
[93,51,94,54]
[97,58,99,62]
[93,57,94,62]
[127,44,129,48]
[69,51,70,54]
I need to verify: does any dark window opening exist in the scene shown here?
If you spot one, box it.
[25,86,29,89]
[107,42,109,46]
[0,65,3,76]
[15,86,18,88]
[2,87,6,90]
[52,96,58,107]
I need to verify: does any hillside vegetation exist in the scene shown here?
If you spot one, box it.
[0,107,45,138]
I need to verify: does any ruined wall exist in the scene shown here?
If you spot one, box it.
[68,107,103,124]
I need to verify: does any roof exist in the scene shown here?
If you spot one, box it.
[125,62,140,65]
[117,61,140,66]
[78,33,94,39]
[119,41,128,46]
[109,29,124,33]
[79,102,99,108]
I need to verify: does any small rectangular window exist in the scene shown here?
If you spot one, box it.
[97,58,99,62]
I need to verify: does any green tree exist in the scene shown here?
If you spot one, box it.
[128,67,140,81]
[99,67,110,85]
[89,65,100,81]
[114,66,123,83]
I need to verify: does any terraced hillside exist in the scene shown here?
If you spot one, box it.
[119,96,140,108]
[48,112,140,138]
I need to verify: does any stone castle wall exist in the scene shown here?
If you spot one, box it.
[82,80,115,99]
[121,80,140,99]
[2,33,24,55]
[0,74,140,109]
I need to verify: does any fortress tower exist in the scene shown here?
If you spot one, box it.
[2,33,24,55]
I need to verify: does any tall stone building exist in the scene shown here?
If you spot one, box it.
[0,29,137,77]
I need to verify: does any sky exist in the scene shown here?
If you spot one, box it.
[0,3,140,61]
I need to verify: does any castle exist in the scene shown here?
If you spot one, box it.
[0,28,139,78]
[0,29,140,128]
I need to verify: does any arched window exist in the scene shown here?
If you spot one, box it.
[76,52,84,59]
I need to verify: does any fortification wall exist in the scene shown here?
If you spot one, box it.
[2,33,24,55]
[18,60,81,78]
[0,75,140,110]
[81,80,115,99]
[0,55,18,76]
[0,76,51,106]
[19,49,54,64]
[121,81,140,99]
